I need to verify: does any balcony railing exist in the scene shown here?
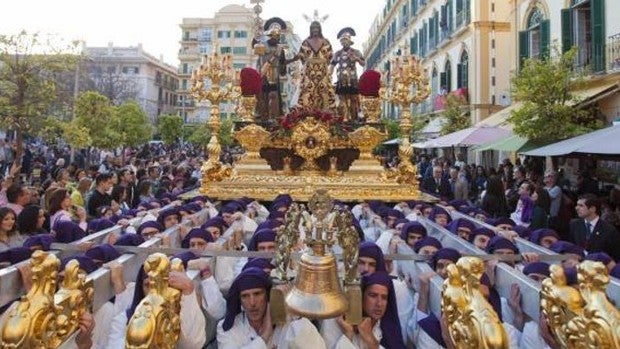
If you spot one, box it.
[608,33,620,72]
[574,44,606,73]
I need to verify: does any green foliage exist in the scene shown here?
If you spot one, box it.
[185,117,237,148]
[186,122,211,147]
[0,31,81,156]
[74,91,121,149]
[40,117,91,149]
[157,114,184,145]
[219,117,237,147]
[114,101,153,147]
[382,118,402,140]
[440,94,470,135]
[509,47,601,141]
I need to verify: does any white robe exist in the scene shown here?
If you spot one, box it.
[519,320,552,349]
[106,290,207,349]
[321,317,385,349]
[200,275,226,320]
[216,313,325,349]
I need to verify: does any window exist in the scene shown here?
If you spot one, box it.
[107,66,116,74]
[431,67,439,97]
[122,66,139,74]
[183,31,190,41]
[220,47,232,54]
[234,30,247,38]
[457,50,469,89]
[232,47,247,54]
[519,7,550,68]
[199,43,213,54]
[562,0,605,72]
[233,63,246,70]
[441,59,452,93]
[201,28,213,42]
[182,63,188,74]
[217,30,231,39]
[182,79,187,90]
[456,0,470,28]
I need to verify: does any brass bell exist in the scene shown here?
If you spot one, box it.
[285,244,348,319]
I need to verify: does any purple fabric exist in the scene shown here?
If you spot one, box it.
[519,195,534,224]
[367,200,385,214]
[448,199,468,210]
[137,221,164,236]
[400,221,427,242]
[405,200,422,209]
[352,216,364,242]
[179,202,202,214]
[385,209,404,220]
[480,273,503,321]
[485,236,519,254]
[473,209,489,220]
[87,218,115,233]
[269,200,289,213]
[114,233,145,247]
[549,241,585,258]
[361,272,406,349]
[447,218,476,235]
[60,255,97,274]
[85,244,120,263]
[585,252,613,265]
[431,248,461,270]
[429,206,452,224]
[359,242,387,273]
[417,313,446,347]
[201,217,227,233]
[414,236,442,253]
[394,218,410,228]
[22,234,54,251]
[610,264,620,279]
[256,219,284,231]
[468,227,495,244]
[181,228,214,248]
[53,221,87,243]
[172,251,198,269]
[247,228,277,251]
[222,267,272,331]
[486,217,516,228]
[529,228,560,245]
[458,206,475,215]
[221,201,244,214]
[127,263,148,320]
[523,262,550,277]
[267,211,285,220]
[242,258,274,272]
[189,195,210,204]
[0,247,33,265]
[156,207,179,226]
[564,267,578,285]
[512,225,531,238]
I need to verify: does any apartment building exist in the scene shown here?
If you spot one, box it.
[83,43,179,124]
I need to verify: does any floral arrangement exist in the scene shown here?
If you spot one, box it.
[358,70,382,97]
[239,67,262,96]
[273,107,352,138]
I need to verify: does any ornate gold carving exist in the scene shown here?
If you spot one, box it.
[126,253,183,349]
[348,125,387,160]
[541,261,620,348]
[360,96,381,122]
[234,124,271,160]
[441,257,509,349]
[236,95,257,122]
[290,118,331,171]
[1,251,60,348]
[334,209,360,284]
[0,251,93,348]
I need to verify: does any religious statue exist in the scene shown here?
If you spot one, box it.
[287,21,336,111]
[255,17,288,119]
[335,208,360,284]
[330,27,365,120]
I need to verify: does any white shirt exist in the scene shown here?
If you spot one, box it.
[200,276,226,320]
[519,320,552,349]
[321,317,384,349]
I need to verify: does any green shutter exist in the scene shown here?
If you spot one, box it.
[561,8,572,53]
[448,0,453,31]
[457,63,462,88]
[591,0,605,72]
[440,72,447,90]
[519,30,529,69]
[540,20,550,59]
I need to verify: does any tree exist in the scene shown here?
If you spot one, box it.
[83,57,139,105]
[114,101,152,147]
[157,114,183,145]
[0,31,80,158]
[440,94,470,135]
[382,118,402,141]
[509,47,601,141]
[186,122,211,148]
[74,91,122,149]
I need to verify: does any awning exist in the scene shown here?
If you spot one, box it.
[414,126,512,148]
[521,123,620,157]
[476,103,522,129]
[474,133,544,152]
[383,138,402,145]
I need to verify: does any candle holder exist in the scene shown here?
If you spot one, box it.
[190,52,236,183]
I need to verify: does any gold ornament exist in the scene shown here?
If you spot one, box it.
[441,257,509,349]
[236,95,258,122]
[348,125,387,161]
[234,124,271,160]
[290,118,331,171]
[126,253,183,349]
[360,95,381,122]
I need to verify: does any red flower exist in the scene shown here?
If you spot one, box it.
[240,68,262,96]
[359,70,382,97]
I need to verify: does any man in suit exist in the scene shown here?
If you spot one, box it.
[421,165,453,200]
[569,193,620,261]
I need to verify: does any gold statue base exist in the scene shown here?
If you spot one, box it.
[198,155,427,202]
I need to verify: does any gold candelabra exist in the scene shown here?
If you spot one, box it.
[380,55,430,185]
[190,52,236,184]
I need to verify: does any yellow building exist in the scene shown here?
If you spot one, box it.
[363,0,514,124]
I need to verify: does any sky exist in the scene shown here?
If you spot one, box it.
[0,0,385,66]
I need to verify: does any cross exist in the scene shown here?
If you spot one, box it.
[302,9,329,23]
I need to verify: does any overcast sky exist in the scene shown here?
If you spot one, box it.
[0,0,385,66]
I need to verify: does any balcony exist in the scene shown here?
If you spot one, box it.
[181,37,198,42]
[455,10,471,30]
[574,44,606,74]
[608,33,620,72]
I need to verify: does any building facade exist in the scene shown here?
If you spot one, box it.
[83,43,179,124]
[177,4,254,123]
[363,0,514,123]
